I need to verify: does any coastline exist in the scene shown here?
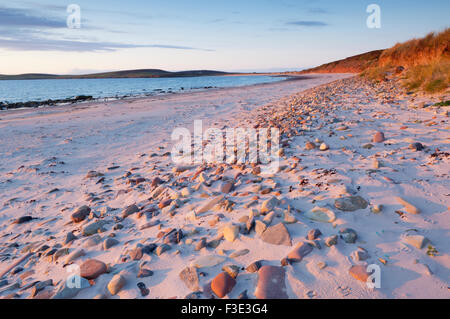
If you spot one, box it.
[0,73,448,299]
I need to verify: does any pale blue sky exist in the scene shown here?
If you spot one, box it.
[0,0,448,74]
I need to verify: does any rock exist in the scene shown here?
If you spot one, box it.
[325,235,338,247]
[191,255,226,268]
[372,131,385,143]
[255,266,288,299]
[349,265,370,282]
[238,290,248,299]
[255,220,267,235]
[319,143,329,151]
[307,229,322,240]
[371,205,382,213]
[71,206,91,223]
[137,282,149,297]
[395,197,420,214]
[334,196,368,211]
[351,247,369,261]
[222,265,240,279]
[246,261,262,273]
[122,204,139,218]
[64,231,77,244]
[107,274,126,295]
[80,259,107,280]
[223,224,240,242]
[31,280,53,297]
[82,220,108,236]
[221,181,234,194]
[52,276,90,299]
[179,267,199,291]
[83,234,102,248]
[12,216,34,225]
[305,142,316,150]
[65,249,85,264]
[137,268,153,278]
[181,187,191,197]
[409,142,424,151]
[260,223,292,246]
[155,244,171,256]
[304,206,336,223]
[129,247,144,260]
[262,211,275,225]
[103,238,119,250]
[53,248,70,262]
[173,165,193,173]
[229,249,250,258]
[317,261,327,269]
[211,272,236,298]
[287,242,313,262]
[403,234,429,249]
[194,238,207,251]
[260,196,279,213]
[197,195,224,214]
[339,228,357,243]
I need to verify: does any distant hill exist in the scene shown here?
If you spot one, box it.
[0,69,230,80]
[300,28,449,93]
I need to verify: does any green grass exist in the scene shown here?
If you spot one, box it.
[433,100,450,106]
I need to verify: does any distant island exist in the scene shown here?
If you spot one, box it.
[0,69,231,80]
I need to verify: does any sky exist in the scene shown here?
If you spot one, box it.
[0,0,449,74]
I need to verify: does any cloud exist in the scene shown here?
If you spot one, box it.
[286,20,328,27]
[0,7,66,28]
[307,8,329,14]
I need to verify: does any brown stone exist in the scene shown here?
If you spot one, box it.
[255,266,288,299]
[210,272,236,298]
[372,131,385,143]
[287,242,313,262]
[260,223,292,246]
[71,206,91,223]
[80,259,107,280]
[349,265,370,282]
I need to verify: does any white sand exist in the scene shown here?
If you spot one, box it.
[0,73,449,299]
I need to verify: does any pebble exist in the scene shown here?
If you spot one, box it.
[395,197,420,214]
[325,235,338,247]
[107,273,126,295]
[179,267,200,291]
[222,265,240,279]
[372,131,385,143]
[339,228,358,243]
[349,265,370,282]
[319,143,329,151]
[103,238,119,250]
[210,272,236,298]
[255,220,267,235]
[246,260,262,273]
[255,266,288,299]
[191,255,226,268]
[305,142,316,150]
[402,234,429,249]
[334,196,368,211]
[260,223,292,246]
[229,249,250,258]
[137,268,153,278]
[122,204,140,218]
[223,224,240,242]
[409,142,424,151]
[304,206,336,223]
[137,282,149,297]
[65,249,85,264]
[260,196,279,214]
[71,205,91,223]
[80,259,107,280]
[351,247,369,261]
[82,220,108,236]
[155,244,171,256]
[307,229,322,240]
[287,242,313,262]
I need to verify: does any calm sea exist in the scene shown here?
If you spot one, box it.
[0,75,285,104]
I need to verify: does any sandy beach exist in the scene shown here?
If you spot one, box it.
[0,73,449,299]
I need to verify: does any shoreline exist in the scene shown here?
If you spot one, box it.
[0,73,448,299]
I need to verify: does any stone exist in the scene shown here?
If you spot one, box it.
[409,142,424,151]
[246,261,262,273]
[65,249,85,264]
[221,181,234,194]
[229,249,250,258]
[262,211,275,225]
[103,238,119,250]
[304,206,336,223]
[191,255,226,268]
[325,235,338,247]
[403,234,429,249]
[194,238,207,251]
[179,267,199,291]
[255,266,288,299]
[287,242,313,262]
[238,290,249,299]
[222,265,240,279]
[155,244,171,256]
[64,231,77,244]
[71,205,91,223]
[319,143,329,151]
[339,228,358,243]
[107,274,126,295]
[80,259,107,280]
[211,272,236,298]
[82,220,108,236]
[371,205,382,213]
[181,187,191,197]
[129,247,144,260]
[372,131,385,143]
[12,216,34,224]
[83,234,102,247]
[260,196,279,213]
[52,276,90,299]
[305,142,316,150]
[137,282,149,297]
[223,224,240,242]
[395,197,420,214]
[30,280,52,297]
[307,229,322,240]
[137,268,153,278]
[349,265,370,282]
[260,223,292,246]
[197,195,225,214]
[351,247,369,261]
[122,204,140,218]
[317,261,327,269]
[254,220,267,236]
[334,196,369,211]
